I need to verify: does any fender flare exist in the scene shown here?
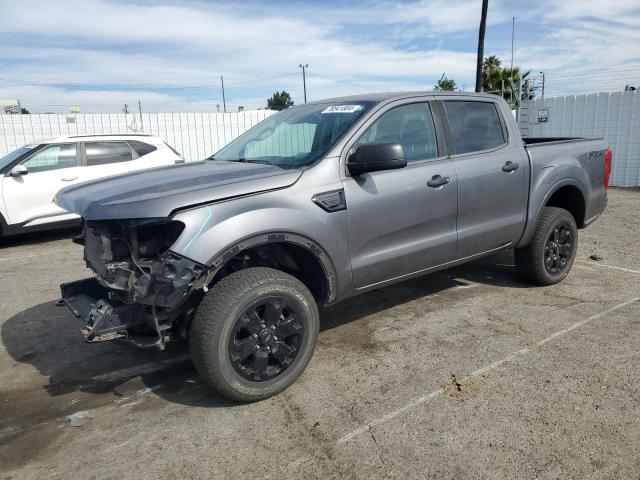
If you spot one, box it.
[517,178,588,248]
[536,178,587,224]
[207,232,339,303]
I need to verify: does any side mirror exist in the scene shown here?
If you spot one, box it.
[9,164,28,177]
[347,143,407,176]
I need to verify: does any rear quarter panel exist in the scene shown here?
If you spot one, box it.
[517,139,608,248]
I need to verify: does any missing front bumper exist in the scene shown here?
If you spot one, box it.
[60,278,145,343]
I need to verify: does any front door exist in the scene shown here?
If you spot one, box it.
[1,143,82,226]
[343,101,458,289]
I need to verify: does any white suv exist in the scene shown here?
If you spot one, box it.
[0,134,183,236]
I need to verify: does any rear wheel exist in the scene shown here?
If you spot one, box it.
[189,267,319,402]
[515,207,578,286]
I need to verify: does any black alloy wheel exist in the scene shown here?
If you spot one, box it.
[229,297,304,382]
[190,267,319,402]
[544,223,573,274]
[514,206,578,286]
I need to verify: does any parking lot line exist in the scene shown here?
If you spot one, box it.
[577,260,640,275]
[337,296,640,445]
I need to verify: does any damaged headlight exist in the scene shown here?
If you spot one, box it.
[131,251,207,308]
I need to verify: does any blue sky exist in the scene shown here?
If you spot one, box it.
[1,0,639,112]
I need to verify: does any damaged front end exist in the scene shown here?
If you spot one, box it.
[60,219,209,349]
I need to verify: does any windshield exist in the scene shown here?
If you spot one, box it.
[212,101,375,168]
[0,144,39,170]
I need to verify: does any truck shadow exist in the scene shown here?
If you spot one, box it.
[0,226,80,249]
[1,251,530,410]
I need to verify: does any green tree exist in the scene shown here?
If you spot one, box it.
[481,55,503,93]
[267,91,294,111]
[21,107,30,114]
[434,77,457,91]
[481,55,524,105]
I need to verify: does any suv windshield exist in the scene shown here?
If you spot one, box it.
[0,144,39,170]
[212,101,375,168]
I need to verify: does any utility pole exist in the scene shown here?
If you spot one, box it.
[475,0,489,92]
[138,100,143,132]
[220,75,227,113]
[540,71,545,100]
[299,64,308,103]
[509,16,516,108]
[510,17,515,73]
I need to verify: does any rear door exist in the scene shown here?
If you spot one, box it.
[440,99,528,258]
[1,143,82,225]
[343,99,458,288]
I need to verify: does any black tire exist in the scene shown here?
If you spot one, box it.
[189,267,319,402]
[515,206,578,286]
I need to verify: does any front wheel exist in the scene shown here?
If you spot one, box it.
[515,207,578,286]
[189,267,319,402]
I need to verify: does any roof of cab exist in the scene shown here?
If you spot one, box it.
[306,90,501,105]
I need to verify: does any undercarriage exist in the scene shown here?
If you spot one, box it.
[61,219,208,349]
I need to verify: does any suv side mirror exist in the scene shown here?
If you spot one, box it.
[9,164,28,177]
[347,143,407,176]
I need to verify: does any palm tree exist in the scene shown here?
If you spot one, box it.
[481,56,522,106]
[482,55,503,93]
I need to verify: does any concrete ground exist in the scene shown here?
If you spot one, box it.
[1,188,639,480]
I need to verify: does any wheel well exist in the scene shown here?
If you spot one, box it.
[210,242,330,303]
[546,186,585,227]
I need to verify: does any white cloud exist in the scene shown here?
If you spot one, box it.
[0,0,486,111]
[1,0,639,110]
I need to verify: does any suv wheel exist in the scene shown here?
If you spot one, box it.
[189,267,319,402]
[515,206,578,286]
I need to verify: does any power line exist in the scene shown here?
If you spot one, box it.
[0,72,301,92]
[544,66,640,77]
[545,73,640,82]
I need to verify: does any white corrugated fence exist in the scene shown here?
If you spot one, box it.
[519,92,640,187]
[0,111,277,162]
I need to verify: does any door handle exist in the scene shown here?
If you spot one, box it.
[502,161,520,173]
[61,176,78,182]
[427,175,450,188]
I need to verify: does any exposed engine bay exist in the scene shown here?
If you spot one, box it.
[61,219,209,348]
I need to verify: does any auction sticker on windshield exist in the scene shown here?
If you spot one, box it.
[321,105,364,114]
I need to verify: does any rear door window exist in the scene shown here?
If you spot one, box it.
[85,142,133,166]
[443,101,506,154]
[128,140,157,157]
[22,144,77,173]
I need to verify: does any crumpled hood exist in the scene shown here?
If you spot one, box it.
[55,160,302,220]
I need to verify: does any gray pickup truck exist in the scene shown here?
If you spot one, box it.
[56,92,611,401]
